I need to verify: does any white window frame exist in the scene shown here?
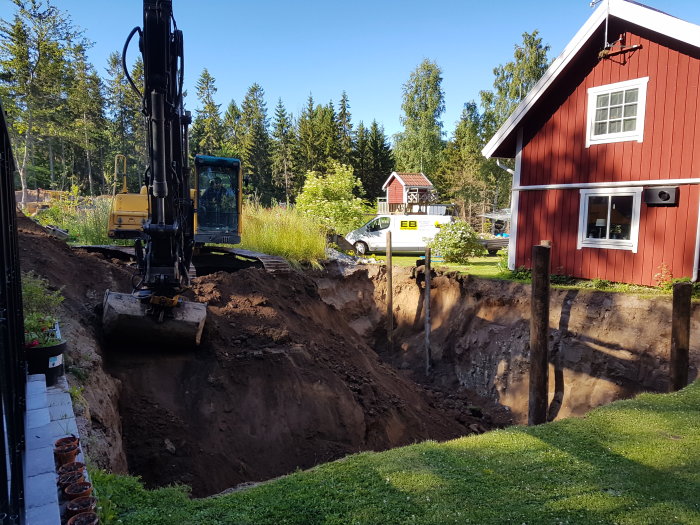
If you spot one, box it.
[586,77,649,148]
[577,187,643,252]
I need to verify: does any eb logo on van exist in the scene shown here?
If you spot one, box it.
[400,220,418,230]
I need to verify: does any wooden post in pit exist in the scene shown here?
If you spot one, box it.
[386,231,393,353]
[670,281,691,392]
[424,247,432,375]
[529,244,550,425]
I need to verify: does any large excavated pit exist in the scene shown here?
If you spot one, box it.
[17,215,700,497]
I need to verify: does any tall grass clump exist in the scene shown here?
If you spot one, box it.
[239,202,326,267]
[36,193,114,245]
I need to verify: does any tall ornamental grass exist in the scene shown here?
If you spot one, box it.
[35,192,115,245]
[239,202,327,267]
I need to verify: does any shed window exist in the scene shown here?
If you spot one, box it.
[586,77,649,147]
[577,187,642,252]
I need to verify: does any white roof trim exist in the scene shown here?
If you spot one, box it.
[482,0,700,159]
[381,172,403,191]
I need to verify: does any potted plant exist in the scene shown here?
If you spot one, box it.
[21,272,66,386]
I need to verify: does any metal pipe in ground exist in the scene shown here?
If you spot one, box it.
[529,244,550,425]
[424,247,432,375]
[386,231,393,353]
[670,281,691,392]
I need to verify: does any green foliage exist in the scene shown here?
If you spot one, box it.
[428,220,482,264]
[35,193,114,245]
[93,381,700,524]
[240,83,273,203]
[239,202,326,267]
[21,270,64,347]
[296,162,369,235]
[191,68,224,156]
[21,270,64,317]
[394,59,445,176]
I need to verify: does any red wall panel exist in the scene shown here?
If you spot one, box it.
[516,188,699,286]
[388,179,403,204]
[516,28,700,285]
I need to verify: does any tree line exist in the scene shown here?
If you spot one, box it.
[1,0,550,228]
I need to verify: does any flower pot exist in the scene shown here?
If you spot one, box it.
[57,461,85,477]
[66,511,99,525]
[55,435,79,449]
[65,496,97,519]
[58,471,85,489]
[25,340,67,386]
[64,481,92,500]
[54,443,79,466]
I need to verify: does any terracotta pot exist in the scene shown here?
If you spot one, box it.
[57,461,85,477]
[54,443,79,466]
[66,511,99,525]
[55,435,79,449]
[58,471,84,489]
[65,496,97,518]
[64,481,92,500]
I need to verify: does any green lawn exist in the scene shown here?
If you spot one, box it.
[375,253,504,278]
[92,381,700,525]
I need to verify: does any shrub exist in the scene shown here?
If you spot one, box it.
[295,163,370,235]
[428,220,483,264]
[21,271,65,347]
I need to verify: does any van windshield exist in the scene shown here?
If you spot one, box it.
[367,217,390,231]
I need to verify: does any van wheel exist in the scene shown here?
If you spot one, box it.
[354,241,369,256]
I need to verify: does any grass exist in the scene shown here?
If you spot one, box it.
[92,381,700,525]
[239,203,327,267]
[35,195,116,245]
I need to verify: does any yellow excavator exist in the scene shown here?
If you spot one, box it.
[102,0,250,347]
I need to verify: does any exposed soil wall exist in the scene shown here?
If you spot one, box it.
[319,264,700,424]
[19,214,698,497]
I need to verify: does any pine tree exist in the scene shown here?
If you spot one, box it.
[352,121,369,189]
[221,100,243,158]
[191,68,223,155]
[0,0,81,200]
[393,59,445,177]
[295,94,321,174]
[436,102,487,225]
[270,98,295,203]
[67,44,107,195]
[337,91,353,165]
[104,52,146,190]
[315,101,340,169]
[366,120,394,199]
[240,83,272,203]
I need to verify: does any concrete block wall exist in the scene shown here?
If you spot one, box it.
[24,374,83,525]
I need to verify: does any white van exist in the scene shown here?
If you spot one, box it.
[345,214,454,255]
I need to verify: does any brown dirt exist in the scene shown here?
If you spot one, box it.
[17,214,492,497]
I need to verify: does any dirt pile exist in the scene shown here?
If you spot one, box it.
[17,215,490,497]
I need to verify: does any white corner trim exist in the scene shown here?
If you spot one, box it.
[577,186,643,253]
[585,77,649,148]
[508,129,523,270]
[482,0,700,159]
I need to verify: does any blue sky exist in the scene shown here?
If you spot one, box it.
[3,0,700,140]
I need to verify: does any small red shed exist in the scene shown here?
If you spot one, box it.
[483,0,700,286]
[381,172,435,213]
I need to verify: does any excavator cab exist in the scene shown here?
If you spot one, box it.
[194,155,242,245]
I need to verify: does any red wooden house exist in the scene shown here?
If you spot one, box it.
[483,0,700,286]
[379,172,435,213]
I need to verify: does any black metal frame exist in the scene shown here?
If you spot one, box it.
[0,100,26,523]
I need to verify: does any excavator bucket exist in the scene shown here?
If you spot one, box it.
[102,290,207,347]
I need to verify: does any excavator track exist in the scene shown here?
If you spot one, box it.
[72,245,291,275]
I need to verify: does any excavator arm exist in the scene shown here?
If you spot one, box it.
[102,0,206,346]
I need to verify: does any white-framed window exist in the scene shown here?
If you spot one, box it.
[577,187,642,252]
[586,77,649,147]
